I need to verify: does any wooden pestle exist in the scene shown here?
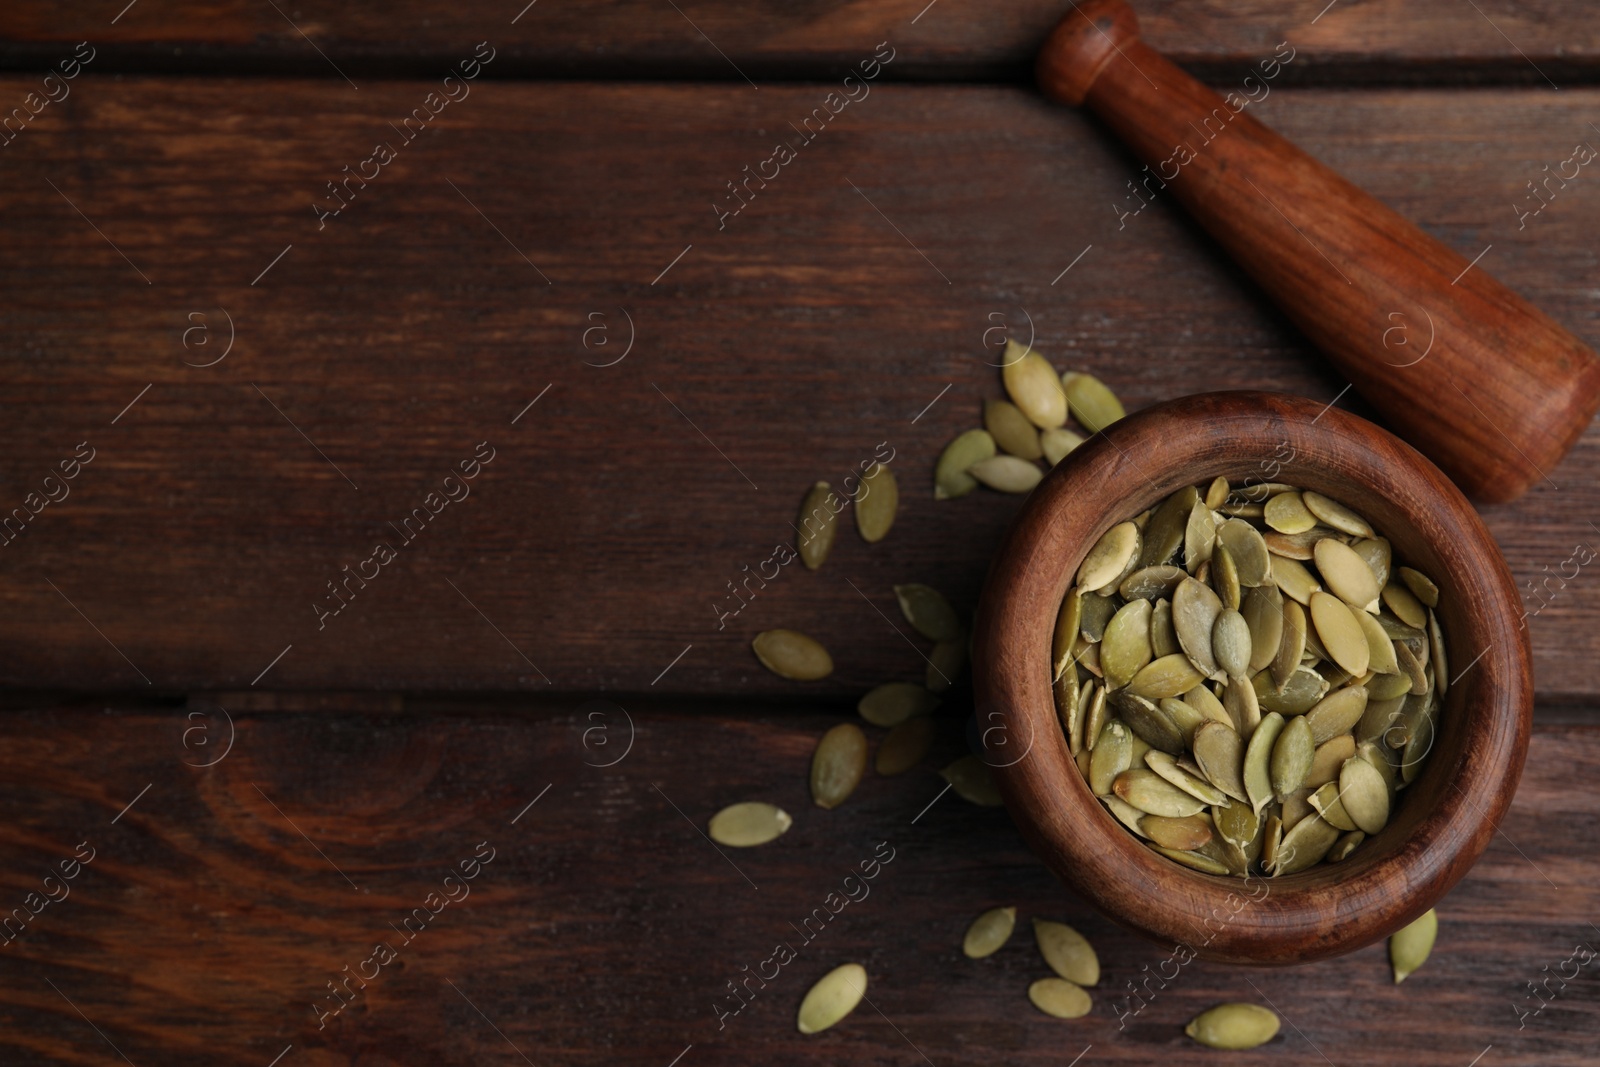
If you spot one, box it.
[1036,0,1600,504]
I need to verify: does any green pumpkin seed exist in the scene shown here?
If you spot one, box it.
[1114,768,1206,817]
[962,906,1016,959]
[942,755,1003,807]
[1082,682,1107,752]
[857,683,938,727]
[1186,1003,1281,1050]
[1338,755,1391,833]
[1379,583,1426,632]
[1264,491,1317,533]
[1396,640,1429,695]
[1126,653,1207,702]
[1261,813,1283,870]
[1158,697,1206,746]
[1102,794,1151,836]
[856,465,897,546]
[1357,610,1400,675]
[709,801,792,847]
[927,637,967,693]
[1041,427,1086,465]
[1328,829,1365,861]
[1215,799,1259,851]
[1271,555,1322,605]
[1002,345,1068,428]
[1138,485,1198,568]
[1078,521,1141,593]
[796,481,841,570]
[1112,691,1187,755]
[1272,813,1340,874]
[1034,918,1100,985]
[1254,664,1330,715]
[1223,675,1262,737]
[895,583,961,642]
[968,455,1043,494]
[1173,577,1224,678]
[1390,908,1438,983]
[1216,519,1271,587]
[1240,585,1284,674]
[1400,702,1435,786]
[1314,538,1381,610]
[1211,542,1242,611]
[1193,720,1248,803]
[1263,526,1331,560]
[797,963,866,1034]
[1154,845,1230,874]
[1306,734,1356,788]
[1119,565,1187,601]
[1308,780,1355,831]
[985,398,1044,460]
[1399,566,1440,608]
[1269,715,1313,800]
[1101,599,1154,690]
[1280,786,1314,829]
[1310,591,1369,676]
[1185,498,1217,573]
[1089,720,1132,794]
[753,630,834,680]
[1271,598,1308,689]
[1302,490,1373,537]
[1428,611,1449,700]
[876,717,934,776]
[1244,712,1286,813]
[1150,597,1180,657]
[1212,609,1253,680]
[1352,537,1393,590]
[1304,685,1368,745]
[1060,371,1124,433]
[811,723,868,809]
[1145,750,1228,805]
[1056,668,1084,753]
[1204,476,1230,508]
[1366,670,1413,701]
[1028,977,1092,1019]
[1357,740,1401,794]
[934,429,996,500]
[1052,588,1083,681]
[1184,682,1231,729]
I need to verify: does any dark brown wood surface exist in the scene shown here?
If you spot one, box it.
[0,698,1594,1066]
[2,77,1599,697]
[3,0,1600,84]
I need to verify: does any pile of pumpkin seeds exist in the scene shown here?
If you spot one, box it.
[935,339,1125,499]
[1055,477,1447,876]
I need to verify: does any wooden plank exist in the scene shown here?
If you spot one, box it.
[1,79,1598,697]
[2,1,1599,83]
[0,700,1594,1064]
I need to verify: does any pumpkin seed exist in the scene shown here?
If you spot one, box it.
[1269,715,1313,800]
[942,755,1003,806]
[1273,813,1339,874]
[1052,588,1083,681]
[1271,598,1308,689]
[857,682,938,726]
[1119,564,1187,601]
[1428,611,1449,700]
[1185,498,1217,573]
[1102,794,1152,837]
[1263,527,1322,560]
[709,801,792,847]
[876,717,934,776]
[1193,720,1248,803]
[1078,639,1104,679]
[1271,555,1322,605]
[1352,537,1392,589]
[1034,919,1100,986]
[1396,640,1429,695]
[1261,813,1283,870]
[1158,697,1206,746]
[934,429,996,500]
[1264,491,1317,533]
[1145,750,1228,805]
[1126,653,1207,702]
[962,906,1017,959]
[1115,768,1206,817]
[1029,977,1092,1019]
[1280,786,1314,829]
[1212,609,1253,681]
[1184,682,1231,729]
[1078,522,1141,593]
[1306,734,1357,788]
[1173,577,1224,678]
[797,963,866,1034]
[895,583,962,642]
[1241,585,1284,673]
[1003,345,1068,428]
[1155,845,1230,874]
[1366,671,1413,701]
[1100,599,1154,690]
[1233,481,1297,502]
[1089,720,1132,794]
[1314,538,1381,610]
[1211,542,1242,610]
[1139,485,1198,568]
[1328,829,1365,861]
[1223,675,1262,737]
[1390,908,1438,983]
[1041,427,1086,465]
[1400,702,1435,785]
[968,455,1043,494]
[1060,371,1124,433]
[985,398,1044,460]
[927,637,967,693]
[1254,664,1329,714]
[1357,740,1400,794]
[1338,755,1391,834]
[811,723,868,809]
[1185,1003,1281,1050]
[1055,668,1084,753]
[1303,490,1373,537]
[1304,685,1368,745]
[1216,519,1271,586]
[1357,692,1406,744]
[1113,694,1185,756]
[1244,712,1286,813]
[1379,583,1425,633]
[753,630,834,680]
[1308,780,1358,831]
[1204,476,1230,508]
[1215,798,1259,850]
[1357,610,1401,675]
[854,462,898,543]
[1399,566,1440,608]
[796,481,840,570]
[1310,591,1369,676]
[1082,682,1107,752]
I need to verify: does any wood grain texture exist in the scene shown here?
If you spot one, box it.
[1039,0,1600,504]
[1,78,1599,697]
[0,699,1594,1065]
[4,1,1600,84]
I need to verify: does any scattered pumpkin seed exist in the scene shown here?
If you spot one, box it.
[1034,919,1100,985]
[969,454,1044,494]
[1390,908,1438,983]
[709,801,792,847]
[1173,577,1225,679]
[1185,498,1217,572]
[1212,609,1253,680]
[1126,653,1207,703]
[856,462,897,542]
[1119,564,1188,602]
[1052,588,1083,681]
[934,429,996,500]
[796,481,840,570]
[895,583,961,642]
[1028,977,1092,1019]
[1060,371,1124,433]
[858,682,939,727]
[962,906,1016,959]
[797,963,866,1034]
[1145,751,1229,805]
[811,724,867,809]
[876,717,934,776]
[1216,519,1271,586]
[1142,813,1214,851]
[1271,555,1322,604]
[1186,1003,1281,1050]
[1211,542,1242,610]
[1041,427,1086,465]
[927,637,967,693]
[942,755,1003,806]
[753,630,834,680]
[1003,344,1068,428]
[985,398,1044,460]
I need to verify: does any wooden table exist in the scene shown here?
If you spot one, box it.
[1,2,1596,1063]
